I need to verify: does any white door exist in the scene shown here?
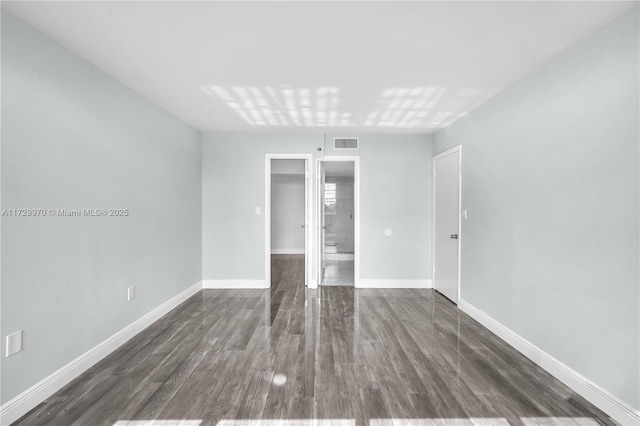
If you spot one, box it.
[433,147,461,304]
[304,158,310,285]
[319,162,326,282]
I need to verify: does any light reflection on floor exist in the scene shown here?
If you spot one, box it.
[113,421,204,426]
[322,260,354,286]
[210,418,602,426]
[217,421,354,426]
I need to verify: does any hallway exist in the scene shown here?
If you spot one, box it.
[15,255,614,425]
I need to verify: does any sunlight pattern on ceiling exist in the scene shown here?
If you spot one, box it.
[364,87,464,128]
[201,85,352,127]
[201,85,486,130]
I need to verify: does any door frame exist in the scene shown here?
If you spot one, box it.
[316,156,360,288]
[432,145,462,303]
[265,154,314,288]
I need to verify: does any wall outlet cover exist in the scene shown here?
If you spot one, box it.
[6,330,23,357]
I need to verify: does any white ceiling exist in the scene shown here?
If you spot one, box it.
[3,1,637,134]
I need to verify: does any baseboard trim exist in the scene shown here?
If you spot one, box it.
[202,279,268,289]
[271,249,305,254]
[357,279,432,289]
[0,281,203,426]
[458,298,640,426]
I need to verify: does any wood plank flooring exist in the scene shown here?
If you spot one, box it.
[322,260,354,286]
[14,254,615,425]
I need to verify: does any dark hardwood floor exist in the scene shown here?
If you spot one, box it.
[14,254,615,425]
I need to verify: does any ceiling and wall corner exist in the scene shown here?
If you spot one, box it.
[1,1,637,135]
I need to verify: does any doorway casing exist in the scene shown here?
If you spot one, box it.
[265,154,314,288]
[316,156,360,288]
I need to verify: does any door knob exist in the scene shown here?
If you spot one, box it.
[301,225,305,228]
[450,234,458,239]
[321,226,327,229]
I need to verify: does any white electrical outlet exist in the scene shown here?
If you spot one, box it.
[127,286,135,301]
[6,330,23,357]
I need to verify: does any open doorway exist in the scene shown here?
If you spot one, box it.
[265,154,312,289]
[319,160,356,286]
[271,159,306,255]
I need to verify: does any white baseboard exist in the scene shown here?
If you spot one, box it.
[458,298,640,426]
[356,279,432,289]
[0,281,203,426]
[271,249,305,254]
[202,279,268,289]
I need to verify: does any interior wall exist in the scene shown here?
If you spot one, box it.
[202,134,322,281]
[323,134,434,280]
[271,159,305,175]
[202,133,433,282]
[271,172,305,253]
[1,12,202,404]
[434,9,639,410]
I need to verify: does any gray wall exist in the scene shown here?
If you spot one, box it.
[271,174,306,252]
[202,134,322,280]
[202,133,433,282]
[324,134,433,280]
[1,12,202,404]
[271,159,306,175]
[434,9,639,410]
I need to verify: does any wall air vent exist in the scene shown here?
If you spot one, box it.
[334,137,358,150]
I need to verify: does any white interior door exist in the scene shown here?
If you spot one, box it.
[433,147,461,304]
[318,162,326,284]
[304,159,309,286]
